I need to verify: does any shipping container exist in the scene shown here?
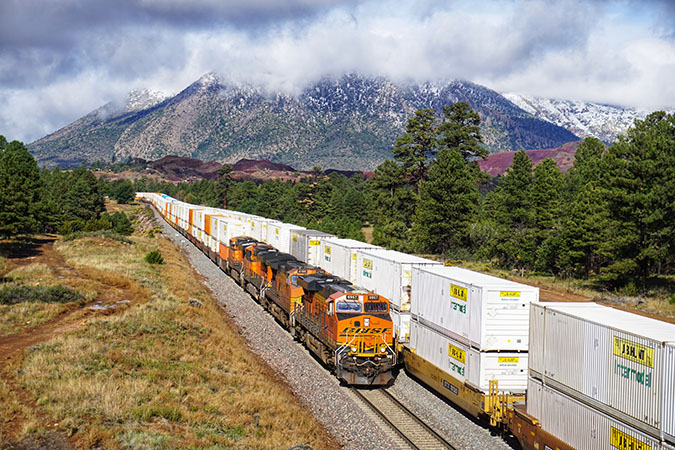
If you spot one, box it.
[266,222,305,254]
[207,215,228,253]
[289,229,335,266]
[411,266,538,351]
[529,302,675,442]
[355,249,441,342]
[319,238,381,283]
[409,320,528,394]
[527,377,664,450]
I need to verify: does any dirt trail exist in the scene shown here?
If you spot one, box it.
[0,238,149,448]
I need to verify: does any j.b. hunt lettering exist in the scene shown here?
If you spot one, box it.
[610,426,651,450]
[340,326,391,335]
[613,336,654,368]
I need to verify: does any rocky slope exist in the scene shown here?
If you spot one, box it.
[30,74,580,170]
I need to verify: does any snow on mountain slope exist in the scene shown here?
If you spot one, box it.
[502,93,661,143]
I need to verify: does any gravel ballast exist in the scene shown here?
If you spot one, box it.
[153,208,519,450]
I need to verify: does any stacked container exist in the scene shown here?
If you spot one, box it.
[216,216,245,260]
[410,320,528,393]
[527,377,664,450]
[266,222,305,254]
[355,249,441,343]
[529,302,675,445]
[412,267,537,351]
[408,266,537,393]
[289,229,335,266]
[319,238,381,283]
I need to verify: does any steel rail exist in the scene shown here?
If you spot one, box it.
[352,387,457,450]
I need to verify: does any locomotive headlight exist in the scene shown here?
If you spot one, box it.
[364,318,370,327]
[380,345,387,353]
[351,346,357,353]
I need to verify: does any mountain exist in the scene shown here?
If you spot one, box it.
[29,74,580,170]
[501,93,662,143]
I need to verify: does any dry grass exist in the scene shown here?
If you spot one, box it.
[0,302,66,337]
[11,205,337,449]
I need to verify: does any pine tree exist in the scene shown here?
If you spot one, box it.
[558,183,610,279]
[63,168,105,223]
[0,138,43,237]
[486,151,536,270]
[437,102,488,162]
[412,148,479,255]
[392,108,438,189]
[214,164,233,208]
[600,111,675,287]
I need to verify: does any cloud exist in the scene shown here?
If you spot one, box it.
[0,0,674,144]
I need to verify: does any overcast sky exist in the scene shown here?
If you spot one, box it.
[1,0,674,144]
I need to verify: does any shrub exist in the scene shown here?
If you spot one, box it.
[145,250,164,265]
[0,284,84,305]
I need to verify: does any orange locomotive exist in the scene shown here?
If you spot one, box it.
[295,273,396,385]
[237,242,396,386]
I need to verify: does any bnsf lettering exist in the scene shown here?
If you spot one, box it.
[340,327,391,335]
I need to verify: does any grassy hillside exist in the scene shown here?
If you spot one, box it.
[0,203,337,449]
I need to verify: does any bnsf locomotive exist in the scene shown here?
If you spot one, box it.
[172,218,395,385]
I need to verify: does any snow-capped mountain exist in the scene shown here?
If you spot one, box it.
[502,93,661,143]
[29,74,579,170]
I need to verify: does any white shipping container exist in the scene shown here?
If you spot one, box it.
[319,238,381,283]
[409,320,528,394]
[411,266,538,352]
[247,215,271,241]
[355,249,441,312]
[267,222,305,253]
[527,377,664,450]
[217,217,245,247]
[208,215,228,253]
[289,229,335,265]
[529,302,675,441]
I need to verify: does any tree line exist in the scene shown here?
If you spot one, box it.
[3,105,673,292]
[0,136,133,237]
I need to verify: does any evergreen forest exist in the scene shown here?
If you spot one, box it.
[1,106,674,294]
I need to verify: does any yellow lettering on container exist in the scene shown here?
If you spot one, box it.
[450,284,467,302]
[275,229,279,235]
[500,291,520,297]
[610,427,651,450]
[325,246,332,255]
[309,240,320,246]
[363,258,373,270]
[352,253,357,260]
[498,357,519,364]
[448,344,466,364]
[613,337,654,368]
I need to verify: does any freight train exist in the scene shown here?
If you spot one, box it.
[137,192,675,450]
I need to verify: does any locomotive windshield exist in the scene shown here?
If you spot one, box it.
[336,301,362,313]
[364,302,388,313]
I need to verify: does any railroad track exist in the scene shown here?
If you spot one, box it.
[352,388,456,450]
